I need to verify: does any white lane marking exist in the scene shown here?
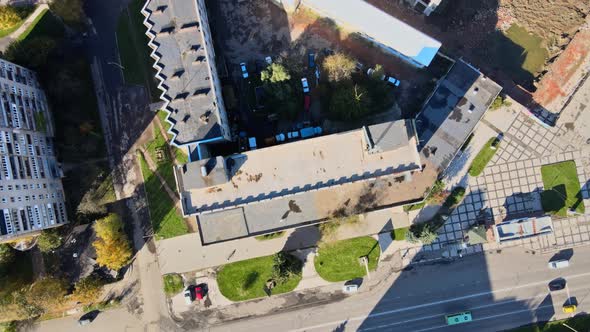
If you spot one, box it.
[288,272,590,332]
[359,285,590,331]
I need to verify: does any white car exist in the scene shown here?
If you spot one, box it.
[301,78,310,93]
[183,287,193,305]
[548,260,569,269]
[342,284,359,293]
[265,56,272,64]
[240,62,248,78]
[385,76,401,87]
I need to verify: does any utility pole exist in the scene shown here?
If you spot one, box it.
[561,323,578,332]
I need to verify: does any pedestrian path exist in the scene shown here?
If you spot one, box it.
[0,4,49,52]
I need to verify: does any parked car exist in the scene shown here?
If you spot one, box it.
[194,285,205,300]
[548,260,570,269]
[248,137,257,150]
[78,310,99,326]
[548,278,566,291]
[240,62,248,78]
[265,56,272,64]
[342,284,359,293]
[183,286,194,305]
[301,78,310,93]
[287,131,300,140]
[308,53,316,68]
[385,76,401,87]
[304,95,311,112]
[563,304,577,314]
[300,126,322,138]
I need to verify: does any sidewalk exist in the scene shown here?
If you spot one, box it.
[0,4,49,52]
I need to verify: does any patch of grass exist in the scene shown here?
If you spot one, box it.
[0,5,36,38]
[117,0,159,101]
[540,160,585,217]
[139,154,187,239]
[403,202,425,212]
[468,137,500,177]
[163,274,184,296]
[492,24,548,87]
[17,9,63,42]
[255,231,285,241]
[155,110,189,164]
[144,127,176,191]
[508,315,590,332]
[217,253,302,301]
[82,299,121,313]
[391,227,409,241]
[314,236,380,282]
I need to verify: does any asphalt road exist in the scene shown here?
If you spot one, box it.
[211,246,590,332]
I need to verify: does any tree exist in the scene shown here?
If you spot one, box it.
[323,53,356,82]
[93,214,132,271]
[0,243,14,264]
[26,277,68,311]
[37,229,62,253]
[4,37,57,70]
[261,63,291,83]
[73,275,104,304]
[50,0,84,27]
[0,6,21,30]
[329,82,371,120]
[270,252,301,286]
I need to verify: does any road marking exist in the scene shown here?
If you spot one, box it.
[289,272,590,332]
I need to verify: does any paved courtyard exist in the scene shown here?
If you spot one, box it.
[418,106,590,256]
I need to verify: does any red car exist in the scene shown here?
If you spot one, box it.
[304,95,311,112]
[194,286,204,300]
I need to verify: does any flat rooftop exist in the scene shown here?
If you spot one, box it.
[416,59,502,172]
[143,0,223,145]
[302,0,441,67]
[494,216,553,243]
[176,120,437,244]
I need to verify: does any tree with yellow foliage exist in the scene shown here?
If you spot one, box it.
[93,214,132,271]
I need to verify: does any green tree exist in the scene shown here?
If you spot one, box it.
[37,229,62,253]
[329,82,370,120]
[0,6,20,30]
[93,214,132,271]
[270,252,301,286]
[50,0,84,27]
[323,53,356,82]
[4,37,57,70]
[261,63,291,83]
[73,275,104,304]
[0,243,14,264]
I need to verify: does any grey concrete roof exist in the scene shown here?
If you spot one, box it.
[176,156,228,191]
[494,216,553,243]
[197,207,249,244]
[142,0,223,145]
[364,121,412,154]
[302,0,441,67]
[416,59,502,172]
[179,120,438,244]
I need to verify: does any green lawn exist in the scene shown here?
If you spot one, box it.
[508,315,590,332]
[163,274,184,296]
[468,138,500,177]
[139,154,187,239]
[492,24,548,87]
[117,0,160,101]
[403,202,425,212]
[391,227,409,241]
[144,127,176,191]
[156,110,189,164]
[217,254,302,301]
[315,236,380,282]
[0,5,36,38]
[540,161,585,217]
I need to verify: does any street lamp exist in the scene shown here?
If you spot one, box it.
[107,61,125,70]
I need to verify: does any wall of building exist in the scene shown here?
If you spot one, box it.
[0,59,67,242]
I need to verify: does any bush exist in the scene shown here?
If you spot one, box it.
[37,229,62,252]
[328,82,371,121]
[490,95,512,111]
[270,252,302,286]
[0,244,14,264]
[163,274,184,296]
[0,6,21,30]
[73,275,104,304]
[444,187,466,208]
[426,179,446,204]
[407,223,438,245]
[255,231,285,241]
[323,53,356,82]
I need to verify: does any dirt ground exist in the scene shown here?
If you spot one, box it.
[213,0,439,117]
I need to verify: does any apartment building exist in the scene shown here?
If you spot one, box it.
[0,58,67,243]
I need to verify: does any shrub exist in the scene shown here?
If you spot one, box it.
[37,229,62,252]
[270,252,302,286]
[444,187,466,208]
[407,223,438,244]
[0,243,14,264]
[73,275,104,304]
[0,6,21,30]
[323,53,356,82]
[163,274,184,296]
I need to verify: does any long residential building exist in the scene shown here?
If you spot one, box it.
[0,58,67,242]
[141,0,230,158]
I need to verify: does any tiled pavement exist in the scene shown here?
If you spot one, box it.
[421,110,590,254]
